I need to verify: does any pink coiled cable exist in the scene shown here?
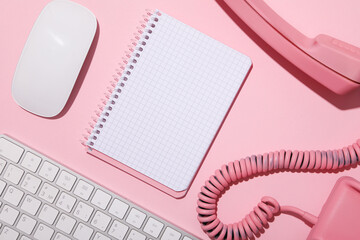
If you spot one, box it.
[197,140,360,239]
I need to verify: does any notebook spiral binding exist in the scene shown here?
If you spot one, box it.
[84,10,161,147]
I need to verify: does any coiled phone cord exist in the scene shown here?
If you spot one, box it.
[197,139,360,239]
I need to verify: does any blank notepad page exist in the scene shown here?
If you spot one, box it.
[88,11,252,191]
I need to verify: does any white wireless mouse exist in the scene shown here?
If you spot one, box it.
[12,0,97,117]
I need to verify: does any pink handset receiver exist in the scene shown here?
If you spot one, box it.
[223,0,360,94]
[197,141,360,239]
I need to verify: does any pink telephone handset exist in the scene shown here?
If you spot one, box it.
[223,0,360,94]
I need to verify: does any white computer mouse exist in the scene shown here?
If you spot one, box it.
[12,0,97,117]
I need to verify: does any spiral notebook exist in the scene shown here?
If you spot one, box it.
[87,10,252,198]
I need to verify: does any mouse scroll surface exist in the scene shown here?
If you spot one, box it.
[12,0,96,117]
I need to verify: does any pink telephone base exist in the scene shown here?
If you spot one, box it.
[307,176,360,240]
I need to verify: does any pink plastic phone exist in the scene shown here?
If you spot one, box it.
[197,138,360,239]
[223,0,360,94]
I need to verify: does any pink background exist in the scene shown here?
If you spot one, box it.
[1,0,360,239]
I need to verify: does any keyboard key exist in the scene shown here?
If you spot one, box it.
[0,205,19,225]
[56,171,76,191]
[0,180,6,195]
[0,226,19,240]
[21,152,41,172]
[38,161,59,181]
[127,229,146,240]
[74,201,93,222]
[183,237,193,240]
[16,214,37,234]
[109,199,129,219]
[91,211,111,231]
[126,208,146,228]
[56,192,76,212]
[21,173,41,194]
[91,189,111,209]
[54,233,71,240]
[38,204,59,224]
[109,220,129,240]
[4,185,24,206]
[94,232,111,240]
[4,164,24,184]
[21,195,41,215]
[161,227,181,240]
[74,180,94,200]
[0,158,6,174]
[20,236,32,240]
[0,138,24,163]
[34,224,54,240]
[38,182,59,203]
[73,223,94,240]
[56,214,76,234]
[144,217,164,238]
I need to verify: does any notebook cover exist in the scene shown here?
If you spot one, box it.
[88,148,188,198]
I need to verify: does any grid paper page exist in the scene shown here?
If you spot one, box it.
[89,11,252,191]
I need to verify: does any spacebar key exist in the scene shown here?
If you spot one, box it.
[0,138,24,163]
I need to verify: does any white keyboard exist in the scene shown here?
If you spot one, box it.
[0,135,197,240]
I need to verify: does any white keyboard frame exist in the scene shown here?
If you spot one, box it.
[0,134,198,240]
